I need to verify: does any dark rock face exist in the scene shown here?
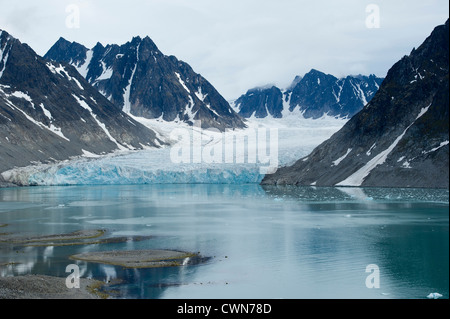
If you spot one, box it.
[234,70,383,119]
[262,20,449,189]
[45,36,245,131]
[0,30,162,174]
[234,86,284,118]
[289,70,383,119]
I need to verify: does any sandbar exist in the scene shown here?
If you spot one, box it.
[70,249,199,268]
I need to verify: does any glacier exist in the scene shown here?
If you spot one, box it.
[2,115,346,186]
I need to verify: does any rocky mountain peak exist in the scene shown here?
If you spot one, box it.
[1,29,162,175]
[234,69,384,120]
[45,35,245,131]
[262,19,449,188]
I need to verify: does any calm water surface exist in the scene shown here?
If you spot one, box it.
[0,184,448,299]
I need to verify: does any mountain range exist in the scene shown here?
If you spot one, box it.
[44,36,245,131]
[233,70,384,119]
[0,29,163,176]
[262,19,449,188]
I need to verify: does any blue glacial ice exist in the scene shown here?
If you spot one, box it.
[25,159,265,185]
[2,116,347,186]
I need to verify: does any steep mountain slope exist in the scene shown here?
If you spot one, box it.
[234,85,284,118]
[233,70,383,119]
[262,20,449,188]
[45,36,245,131]
[0,29,162,175]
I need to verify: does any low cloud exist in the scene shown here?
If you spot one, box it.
[1,0,448,100]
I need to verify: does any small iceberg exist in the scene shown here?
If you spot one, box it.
[427,292,443,299]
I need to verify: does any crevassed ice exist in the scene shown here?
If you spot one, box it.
[3,116,346,186]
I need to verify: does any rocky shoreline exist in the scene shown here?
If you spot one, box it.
[0,226,205,299]
[0,275,107,299]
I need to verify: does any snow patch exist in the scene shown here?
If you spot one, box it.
[332,148,352,166]
[355,83,368,106]
[423,140,449,154]
[401,160,411,169]
[205,103,220,117]
[195,87,207,102]
[416,104,431,119]
[366,143,376,156]
[4,98,69,141]
[96,61,113,81]
[39,103,70,141]
[82,149,101,158]
[46,63,84,90]
[10,91,34,107]
[337,105,431,186]
[76,50,93,78]
[0,44,11,79]
[122,44,140,113]
[175,72,190,93]
[72,94,128,150]
[184,96,197,121]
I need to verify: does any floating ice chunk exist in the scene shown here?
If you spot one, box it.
[427,292,443,299]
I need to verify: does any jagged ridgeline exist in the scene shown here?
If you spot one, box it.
[45,36,246,131]
[233,70,384,119]
[0,29,163,174]
[262,19,449,188]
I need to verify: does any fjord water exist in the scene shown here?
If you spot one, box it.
[0,184,448,299]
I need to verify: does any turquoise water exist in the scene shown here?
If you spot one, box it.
[0,184,448,299]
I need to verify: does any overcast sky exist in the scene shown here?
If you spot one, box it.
[1,0,448,100]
